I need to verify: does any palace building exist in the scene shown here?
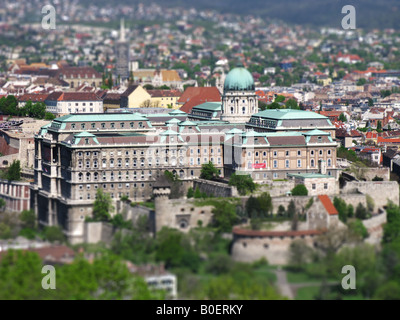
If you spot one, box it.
[31,66,339,244]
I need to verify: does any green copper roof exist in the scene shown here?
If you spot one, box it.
[192,102,222,112]
[226,128,243,134]
[168,109,187,115]
[303,129,331,136]
[166,118,182,124]
[252,109,328,120]
[160,130,180,136]
[243,130,266,137]
[224,67,255,91]
[54,113,149,122]
[74,131,96,138]
[179,121,198,126]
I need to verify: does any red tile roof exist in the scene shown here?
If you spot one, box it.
[178,87,221,113]
[319,195,338,216]
[0,246,75,263]
[18,93,49,103]
[46,92,102,101]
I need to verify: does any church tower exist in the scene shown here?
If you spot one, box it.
[220,65,258,123]
[115,18,130,82]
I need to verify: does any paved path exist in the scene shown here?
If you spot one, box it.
[274,268,339,300]
[274,269,294,300]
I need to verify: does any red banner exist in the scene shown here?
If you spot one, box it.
[252,163,266,169]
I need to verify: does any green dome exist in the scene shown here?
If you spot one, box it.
[224,67,255,92]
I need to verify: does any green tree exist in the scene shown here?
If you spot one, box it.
[289,240,312,271]
[205,253,233,275]
[44,112,55,120]
[357,78,367,86]
[187,187,194,198]
[377,120,382,131]
[355,203,369,220]
[0,223,11,239]
[245,196,260,218]
[92,188,113,222]
[285,99,299,110]
[333,197,348,223]
[274,95,285,103]
[383,202,400,244]
[374,281,400,300]
[366,195,375,214]
[211,200,238,233]
[338,113,347,122]
[0,250,46,299]
[258,100,268,111]
[229,173,256,196]
[348,219,369,239]
[291,184,308,196]
[368,98,374,107]
[287,200,296,218]
[6,160,21,181]
[43,226,66,243]
[257,192,273,217]
[155,228,200,272]
[277,205,286,216]
[20,210,36,229]
[200,161,219,181]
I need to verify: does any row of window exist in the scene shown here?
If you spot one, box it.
[312,183,329,190]
[249,150,333,157]
[68,102,95,107]
[78,171,153,181]
[78,192,137,200]
[78,182,147,191]
[78,157,222,169]
[76,169,202,183]
[77,149,189,158]
[71,122,145,130]
[68,108,95,113]
[249,158,333,169]
[190,148,222,155]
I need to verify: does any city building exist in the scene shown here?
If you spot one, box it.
[45,92,103,116]
[31,66,340,244]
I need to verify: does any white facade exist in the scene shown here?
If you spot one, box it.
[47,100,103,115]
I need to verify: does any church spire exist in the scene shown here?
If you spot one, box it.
[120,18,126,42]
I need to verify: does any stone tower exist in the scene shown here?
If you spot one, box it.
[153,175,171,232]
[220,65,258,124]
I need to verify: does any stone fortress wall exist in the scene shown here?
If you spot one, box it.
[193,179,238,198]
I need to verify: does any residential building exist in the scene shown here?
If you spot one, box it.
[147,89,182,109]
[120,85,152,108]
[45,92,103,116]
